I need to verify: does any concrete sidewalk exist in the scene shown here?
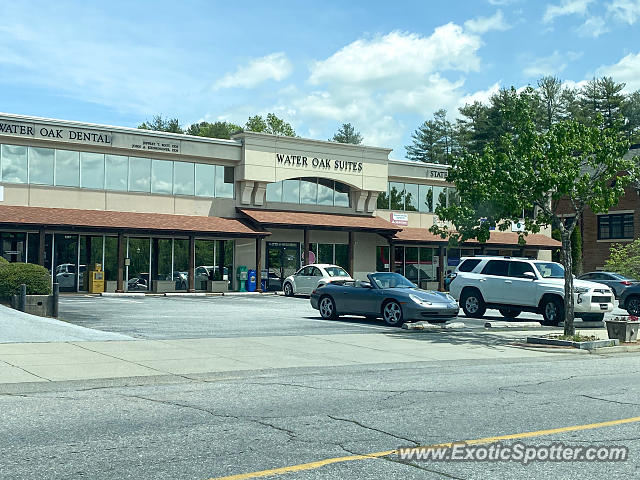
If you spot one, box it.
[0,329,570,384]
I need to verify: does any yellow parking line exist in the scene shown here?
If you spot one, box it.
[208,415,640,480]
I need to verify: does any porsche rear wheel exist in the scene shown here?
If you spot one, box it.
[319,296,338,320]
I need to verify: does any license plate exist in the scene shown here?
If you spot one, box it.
[600,304,608,310]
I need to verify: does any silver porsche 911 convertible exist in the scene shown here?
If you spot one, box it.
[310,272,459,327]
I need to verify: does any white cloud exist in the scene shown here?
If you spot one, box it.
[458,82,502,107]
[543,0,594,23]
[523,50,583,77]
[607,0,640,24]
[309,26,482,87]
[213,53,292,90]
[597,51,640,91]
[464,10,511,34]
[576,16,609,36]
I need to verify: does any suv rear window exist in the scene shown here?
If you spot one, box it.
[458,258,481,272]
[481,260,509,276]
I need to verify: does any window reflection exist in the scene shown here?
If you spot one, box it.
[215,165,234,198]
[151,159,173,194]
[267,177,351,207]
[105,154,128,191]
[195,163,215,197]
[55,150,80,187]
[282,179,300,203]
[317,178,334,205]
[1,145,27,183]
[300,178,317,204]
[29,147,54,185]
[266,181,282,202]
[174,161,195,196]
[128,157,151,193]
[80,153,105,189]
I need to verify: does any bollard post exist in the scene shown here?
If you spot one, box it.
[19,284,26,312]
[52,283,59,318]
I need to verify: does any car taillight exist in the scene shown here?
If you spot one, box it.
[621,281,633,286]
[311,289,316,294]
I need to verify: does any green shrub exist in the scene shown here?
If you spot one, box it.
[0,256,9,267]
[0,263,51,297]
[605,239,640,279]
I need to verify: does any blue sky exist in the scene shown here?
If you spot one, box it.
[1,0,640,158]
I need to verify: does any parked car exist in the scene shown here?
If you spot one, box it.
[283,264,353,296]
[172,271,188,290]
[310,272,459,327]
[578,271,638,299]
[55,263,85,290]
[449,257,614,325]
[618,284,640,316]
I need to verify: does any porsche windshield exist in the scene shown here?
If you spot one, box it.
[370,272,415,289]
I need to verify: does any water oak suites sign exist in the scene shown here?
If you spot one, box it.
[276,153,364,172]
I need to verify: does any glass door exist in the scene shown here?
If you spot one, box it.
[265,242,300,291]
[53,234,79,292]
[126,237,150,291]
[79,235,104,291]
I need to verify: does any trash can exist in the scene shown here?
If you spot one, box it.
[236,266,248,292]
[246,269,257,292]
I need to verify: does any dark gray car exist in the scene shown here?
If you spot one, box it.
[578,271,638,299]
[619,284,640,316]
[310,272,459,327]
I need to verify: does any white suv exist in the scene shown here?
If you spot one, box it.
[449,257,614,325]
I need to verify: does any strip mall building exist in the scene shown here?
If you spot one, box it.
[0,113,558,293]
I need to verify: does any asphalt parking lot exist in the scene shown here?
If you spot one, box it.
[58,294,627,340]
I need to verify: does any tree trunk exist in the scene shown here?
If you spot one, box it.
[561,232,575,336]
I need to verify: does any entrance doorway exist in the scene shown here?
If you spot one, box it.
[266,242,300,291]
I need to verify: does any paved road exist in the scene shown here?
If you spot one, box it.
[59,294,626,339]
[2,353,639,479]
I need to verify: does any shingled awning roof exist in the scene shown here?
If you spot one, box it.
[238,208,401,234]
[394,227,560,249]
[0,205,267,237]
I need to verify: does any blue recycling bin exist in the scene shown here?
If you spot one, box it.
[246,269,257,292]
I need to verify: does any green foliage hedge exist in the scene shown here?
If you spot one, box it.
[0,262,51,297]
[605,239,640,280]
[0,256,9,266]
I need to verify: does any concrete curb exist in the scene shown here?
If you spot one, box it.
[485,321,542,329]
[100,292,145,297]
[526,336,618,350]
[164,293,207,297]
[403,321,466,331]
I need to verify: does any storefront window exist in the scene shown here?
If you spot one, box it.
[152,238,172,282]
[129,157,151,193]
[404,183,419,212]
[334,244,349,271]
[105,154,128,191]
[318,243,334,264]
[266,181,283,203]
[29,147,54,185]
[419,185,432,213]
[1,232,27,263]
[79,236,103,291]
[334,182,350,207]
[173,238,189,290]
[419,247,436,285]
[317,179,334,205]
[174,161,195,196]
[1,144,28,183]
[405,247,419,283]
[282,179,300,203]
[300,178,318,204]
[394,245,404,274]
[80,152,105,189]
[55,150,80,187]
[215,165,234,198]
[151,159,173,194]
[389,182,405,210]
[54,234,79,292]
[103,236,118,282]
[377,184,390,210]
[127,237,150,291]
[376,246,390,271]
[195,163,215,197]
[433,186,447,210]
